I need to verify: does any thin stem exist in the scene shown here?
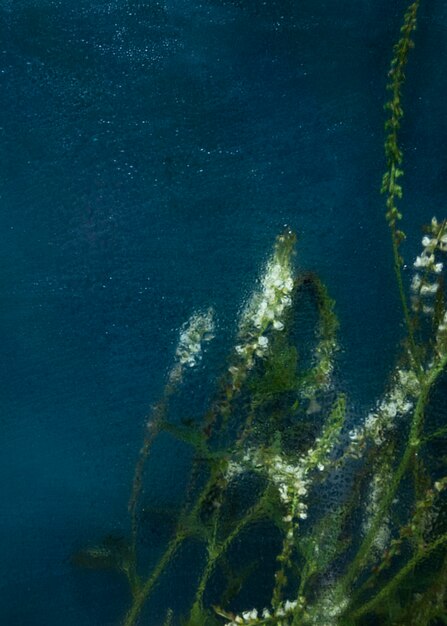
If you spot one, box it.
[382,0,422,372]
[190,496,266,617]
[350,532,447,620]
[122,534,184,626]
[342,354,447,589]
[129,394,172,558]
[423,423,447,444]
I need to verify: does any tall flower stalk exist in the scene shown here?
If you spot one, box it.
[381,0,421,373]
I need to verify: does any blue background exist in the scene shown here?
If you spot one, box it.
[1,0,447,624]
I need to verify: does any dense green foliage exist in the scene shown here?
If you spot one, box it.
[75,2,447,624]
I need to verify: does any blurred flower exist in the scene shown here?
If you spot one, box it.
[168,307,215,383]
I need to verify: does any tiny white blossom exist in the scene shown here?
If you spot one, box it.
[411,274,422,292]
[420,283,439,296]
[258,336,269,348]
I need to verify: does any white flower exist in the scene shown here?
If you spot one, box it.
[273,320,285,331]
[258,336,269,348]
[350,366,421,453]
[349,429,362,441]
[241,609,258,622]
[411,274,422,292]
[383,401,397,418]
[420,283,439,296]
[169,308,215,382]
[414,254,434,268]
[413,256,424,268]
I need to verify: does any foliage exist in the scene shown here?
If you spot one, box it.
[74,1,447,625]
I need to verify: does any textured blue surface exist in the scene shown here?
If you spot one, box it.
[1,1,447,624]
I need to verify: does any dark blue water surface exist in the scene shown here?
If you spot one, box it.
[2,1,447,624]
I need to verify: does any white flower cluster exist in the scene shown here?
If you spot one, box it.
[226,435,337,537]
[346,217,446,454]
[267,454,310,546]
[306,585,348,626]
[168,308,215,383]
[229,233,295,386]
[411,217,446,315]
[348,367,420,449]
[228,447,311,520]
[225,459,245,481]
[267,453,309,512]
[223,599,300,625]
[362,464,392,556]
[224,399,343,549]
[240,233,294,335]
[223,447,310,567]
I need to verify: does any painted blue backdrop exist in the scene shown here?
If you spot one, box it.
[1,0,447,624]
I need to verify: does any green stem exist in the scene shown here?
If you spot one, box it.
[190,495,266,616]
[382,0,422,373]
[423,424,447,444]
[342,354,447,589]
[350,532,447,620]
[122,534,184,626]
[129,393,173,558]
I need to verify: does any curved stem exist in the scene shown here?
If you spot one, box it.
[350,532,447,620]
[342,354,447,590]
[129,395,172,558]
[122,535,184,626]
[190,495,267,617]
